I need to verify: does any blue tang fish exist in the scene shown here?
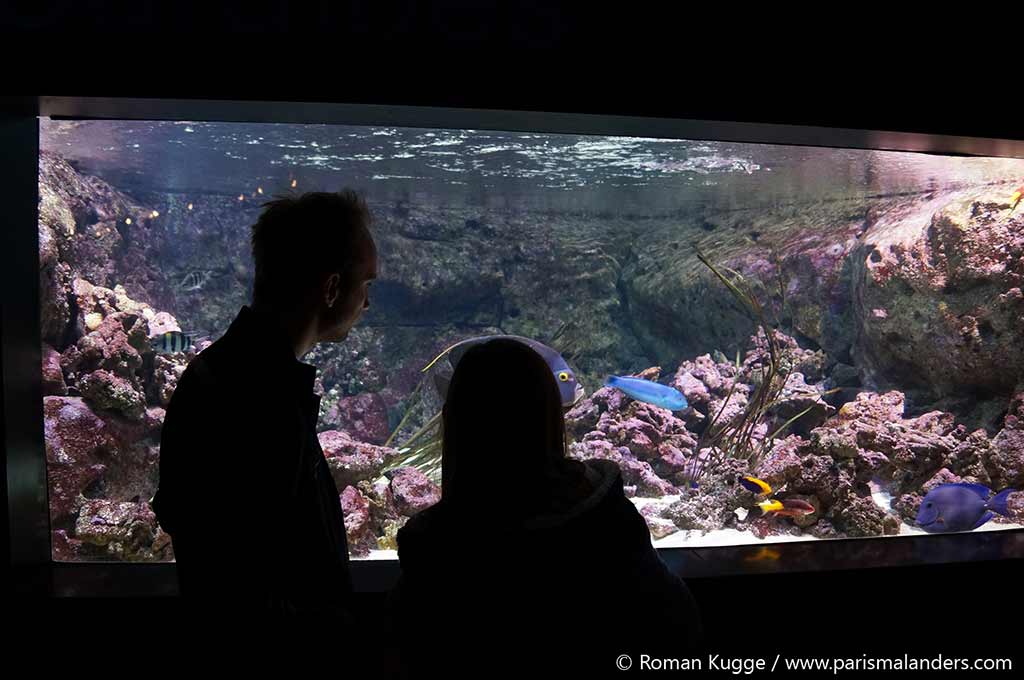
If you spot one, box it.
[605,375,688,411]
[426,334,585,408]
[915,483,1015,533]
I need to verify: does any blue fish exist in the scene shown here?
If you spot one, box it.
[427,334,585,408]
[605,375,688,411]
[915,483,1015,533]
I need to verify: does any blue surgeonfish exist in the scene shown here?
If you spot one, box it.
[605,375,688,411]
[425,334,585,408]
[915,483,1015,533]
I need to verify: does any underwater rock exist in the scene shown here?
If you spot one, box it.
[739,328,801,376]
[829,363,861,388]
[673,370,711,409]
[324,392,390,445]
[985,383,1024,489]
[340,486,377,558]
[387,467,441,516]
[677,354,728,394]
[755,435,807,489]
[921,468,962,493]
[809,427,859,459]
[38,189,66,268]
[51,529,85,561]
[566,375,695,496]
[147,354,186,407]
[809,519,841,539]
[815,391,965,496]
[651,442,691,479]
[617,417,662,459]
[854,188,1024,400]
[42,344,68,395]
[892,493,923,523]
[570,440,676,497]
[706,389,750,432]
[43,397,112,522]
[74,499,161,561]
[1006,492,1024,524]
[789,454,853,510]
[355,477,403,546]
[664,496,721,532]
[947,429,993,485]
[854,450,890,484]
[565,396,601,437]
[40,260,74,347]
[43,394,160,528]
[834,495,900,537]
[95,421,160,508]
[792,349,831,383]
[625,203,867,366]
[769,372,835,436]
[377,517,409,551]
[146,311,182,337]
[144,406,166,436]
[61,310,150,402]
[78,369,147,422]
[643,514,681,540]
[318,429,391,490]
[39,152,170,309]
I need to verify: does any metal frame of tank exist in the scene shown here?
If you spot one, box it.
[6,96,1024,595]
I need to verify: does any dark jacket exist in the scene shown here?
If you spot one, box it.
[388,459,702,672]
[152,305,352,622]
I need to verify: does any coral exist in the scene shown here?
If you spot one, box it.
[568,440,676,497]
[387,467,441,516]
[854,189,1024,400]
[340,486,378,558]
[43,397,113,523]
[318,429,392,490]
[78,369,147,421]
[323,392,390,445]
[985,383,1024,489]
[41,344,68,396]
[74,499,166,561]
[834,495,900,537]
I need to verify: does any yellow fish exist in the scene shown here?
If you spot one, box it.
[1010,185,1024,215]
[744,546,782,563]
[759,498,816,517]
[738,475,772,495]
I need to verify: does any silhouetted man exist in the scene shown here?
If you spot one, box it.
[153,190,377,626]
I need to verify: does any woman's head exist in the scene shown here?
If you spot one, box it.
[441,338,567,506]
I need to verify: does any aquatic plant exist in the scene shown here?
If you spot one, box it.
[381,375,444,484]
[685,247,834,485]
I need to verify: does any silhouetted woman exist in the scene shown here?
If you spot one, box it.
[388,339,702,674]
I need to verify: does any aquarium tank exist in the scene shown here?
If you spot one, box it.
[37,118,1024,563]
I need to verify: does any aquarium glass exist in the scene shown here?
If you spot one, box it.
[38,118,1024,562]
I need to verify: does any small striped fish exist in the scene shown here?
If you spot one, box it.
[150,331,197,354]
[179,271,208,291]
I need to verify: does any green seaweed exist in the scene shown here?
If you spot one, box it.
[686,247,829,485]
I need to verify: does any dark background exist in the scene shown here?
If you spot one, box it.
[4,0,1022,671]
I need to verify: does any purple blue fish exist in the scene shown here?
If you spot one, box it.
[605,375,688,411]
[429,334,585,408]
[915,483,1015,533]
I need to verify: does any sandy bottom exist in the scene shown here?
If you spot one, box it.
[352,495,1022,560]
